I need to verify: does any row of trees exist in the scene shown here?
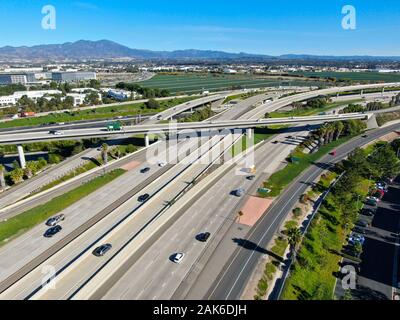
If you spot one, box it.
[301,120,366,151]
[116,82,170,98]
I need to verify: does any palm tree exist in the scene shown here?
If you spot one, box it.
[10,168,24,185]
[101,143,109,165]
[0,164,6,190]
[334,121,345,141]
[287,227,302,253]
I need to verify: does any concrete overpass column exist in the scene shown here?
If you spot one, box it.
[246,128,253,139]
[360,89,364,96]
[366,114,379,130]
[144,134,150,148]
[17,145,26,169]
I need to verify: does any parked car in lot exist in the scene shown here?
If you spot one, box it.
[365,197,378,206]
[140,167,151,174]
[361,208,376,217]
[46,214,65,226]
[138,194,150,202]
[353,226,367,235]
[197,232,211,242]
[356,220,370,228]
[172,252,185,263]
[93,244,112,257]
[44,225,62,238]
[349,233,365,246]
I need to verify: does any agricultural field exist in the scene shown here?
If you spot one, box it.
[290,71,400,83]
[137,73,326,94]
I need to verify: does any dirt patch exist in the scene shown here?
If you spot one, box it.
[120,161,141,171]
[238,196,274,227]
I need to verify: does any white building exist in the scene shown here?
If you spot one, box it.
[223,68,238,74]
[0,90,62,107]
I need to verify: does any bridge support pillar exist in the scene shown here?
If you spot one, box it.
[366,114,379,130]
[17,145,26,169]
[360,90,364,96]
[246,128,253,139]
[144,134,150,148]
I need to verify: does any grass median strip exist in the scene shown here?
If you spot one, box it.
[0,169,126,245]
[264,136,352,197]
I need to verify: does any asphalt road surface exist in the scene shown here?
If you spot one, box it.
[203,122,400,300]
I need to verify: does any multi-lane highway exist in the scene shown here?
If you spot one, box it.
[201,122,400,300]
[1,82,399,301]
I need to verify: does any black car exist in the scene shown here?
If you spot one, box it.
[140,167,151,174]
[44,225,62,238]
[93,244,112,257]
[272,141,279,145]
[361,208,376,217]
[247,175,256,181]
[356,220,370,228]
[138,194,150,202]
[197,232,211,242]
[353,226,367,235]
[362,135,368,138]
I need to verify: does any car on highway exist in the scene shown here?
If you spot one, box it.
[140,167,151,174]
[362,134,369,138]
[272,140,279,144]
[172,253,185,264]
[138,193,150,203]
[246,175,256,181]
[46,214,65,226]
[158,161,167,167]
[330,150,337,156]
[197,232,211,243]
[93,244,112,257]
[49,130,64,135]
[232,188,245,197]
[44,225,62,238]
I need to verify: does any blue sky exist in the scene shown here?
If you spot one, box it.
[0,0,399,55]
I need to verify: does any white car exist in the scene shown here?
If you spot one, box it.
[158,161,167,167]
[172,253,185,263]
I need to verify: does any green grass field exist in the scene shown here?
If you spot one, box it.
[0,169,126,245]
[268,100,363,118]
[290,71,400,83]
[137,74,326,94]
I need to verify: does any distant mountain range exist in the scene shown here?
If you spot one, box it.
[0,40,399,62]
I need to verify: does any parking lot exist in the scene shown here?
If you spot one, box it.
[335,177,400,300]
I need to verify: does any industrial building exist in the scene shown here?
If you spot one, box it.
[51,71,96,82]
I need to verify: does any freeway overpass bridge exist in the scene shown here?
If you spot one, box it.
[0,112,374,146]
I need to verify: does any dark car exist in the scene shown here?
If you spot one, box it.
[197,232,211,242]
[353,226,367,235]
[362,134,368,138]
[138,194,150,202]
[361,208,375,217]
[272,141,279,145]
[44,225,62,238]
[93,244,112,257]
[247,175,256,181]
[140,167,151,174]
[356,220,370,228]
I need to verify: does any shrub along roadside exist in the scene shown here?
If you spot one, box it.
[0,169,126,246]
